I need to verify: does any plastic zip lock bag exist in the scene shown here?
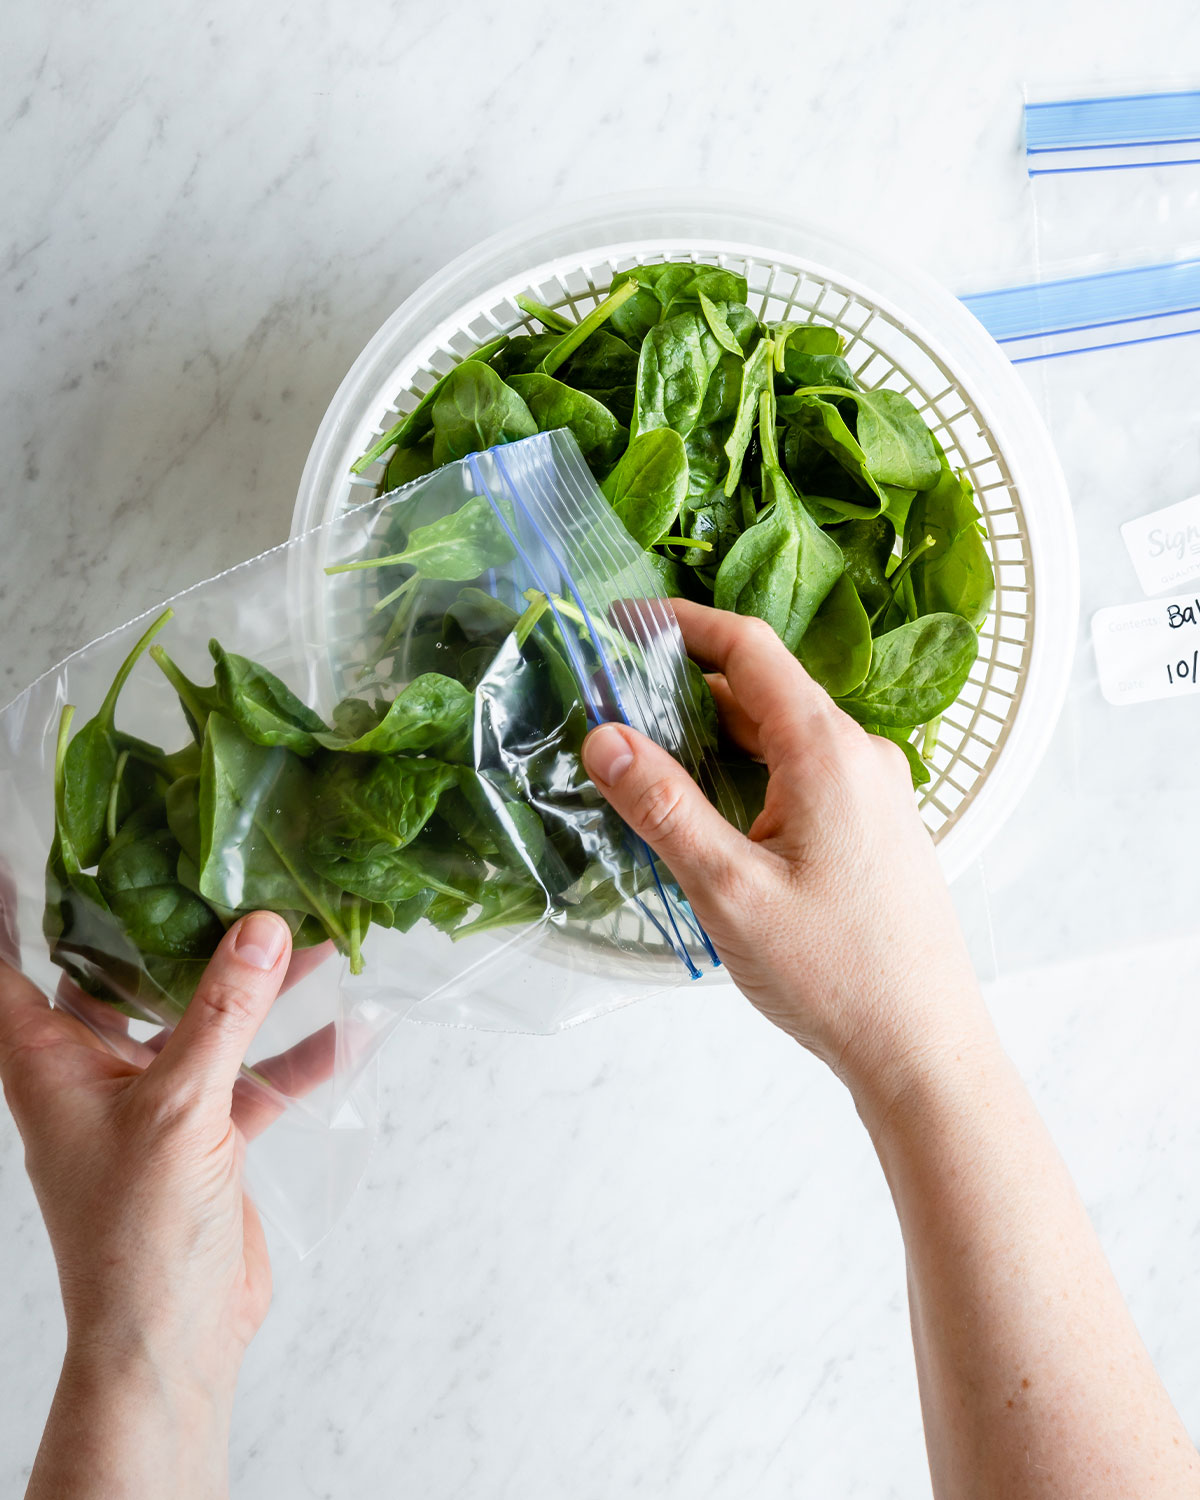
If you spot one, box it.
[0,428,732,1247]
[1021,84,1200,265]
[320,427,735,1028]
[960,254,1200,976]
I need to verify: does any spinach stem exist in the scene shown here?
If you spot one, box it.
[537,280,639,377]
[659,534,713,552]
[106,750,129,844]
[98,610,174,728]
[515,294,573,334]
[870,535,935,627]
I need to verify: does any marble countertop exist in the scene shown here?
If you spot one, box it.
[3,2,1199,1494]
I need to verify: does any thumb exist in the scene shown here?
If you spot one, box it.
[582,722,748,895]
[145,911,293,1107]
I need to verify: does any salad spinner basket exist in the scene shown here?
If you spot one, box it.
[290,196,1077,886]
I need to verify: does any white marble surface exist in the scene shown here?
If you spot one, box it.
[3,1,1200,1494]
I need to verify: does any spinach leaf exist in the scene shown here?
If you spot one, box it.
[536,281,640,377]
[429,361,537,465]
[835,613,978,727]
[826,517,896,625]
[309,753,460,862]
[722,337,773,496]
[778,393,885,520]
[61,609,172,870]
[506,372,628,467]
[350,334,510,475]
[315,673,474,758]
[551,331,639,426]
[610,264,749,346]
[698,293,745,356]
[209,643,327,755]
[714,386,843,651]
[798,573,873,697]
[329,493,515,585]
[633,310,723,439]
[600,428,689,549]
[97,827,225,959]
[198,714,352,958]
[904,460,995,629]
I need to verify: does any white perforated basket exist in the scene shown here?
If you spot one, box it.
[290,196,1078,884]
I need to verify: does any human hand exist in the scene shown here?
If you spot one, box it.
[0,906,334,1497]
[582,599,993,1123]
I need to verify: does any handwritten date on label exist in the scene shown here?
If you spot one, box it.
[1092,592,1200,706]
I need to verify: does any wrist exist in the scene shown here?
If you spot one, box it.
[27,1342,235,1500]
[836,998,1005,1148]
[62,1328,239,1427]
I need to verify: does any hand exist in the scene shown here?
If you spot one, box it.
[582,599,992,1122]
[0,907,334,1498]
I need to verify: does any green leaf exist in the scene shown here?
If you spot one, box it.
[61,610,173,870]
[309,753,460,862]
[698,293,745,356]
[713,388,843,651]
[904,461,995,629]
[198,714,350,952]
[722,338,773,496]
[826,517,896,625]
[836,614,978,727]
[97,827,225,959]
[609,265,749,346]
[315,673,474,758]
[600,428,689,549]
[632,310,723,439]
[429,361,537,465]
[798,573,873,697]
[329,493,515,585]
[349,335,510,475]
[506,372,628,467]
[209,643,328,755]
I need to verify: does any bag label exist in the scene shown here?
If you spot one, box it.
[1120,492,1200,596]
[1092,591,1200,705]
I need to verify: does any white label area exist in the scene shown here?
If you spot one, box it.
[1092,592,1200,706]
[1120,492,1200,596]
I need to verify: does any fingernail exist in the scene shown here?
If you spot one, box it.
[584,723,634,785]
[233,912,288,971]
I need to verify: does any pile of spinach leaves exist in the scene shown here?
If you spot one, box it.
[45,572,663,1012]
[353,264,995,792]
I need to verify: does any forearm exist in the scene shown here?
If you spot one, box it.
[857,1026,1199,1499]
[27,1346,233,1500]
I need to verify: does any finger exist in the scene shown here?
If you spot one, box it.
[582,721,752,895]
[705,673,763,760]
[145,911,292,1105]
[232,1022,337,1141]
[0,862,20,968]
[669,600,833,764]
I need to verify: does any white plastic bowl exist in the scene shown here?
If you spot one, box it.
[290,194,1078,883]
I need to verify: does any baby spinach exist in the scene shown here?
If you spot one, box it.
[714,386,843,651]
[836,614,978,728]
[316,673,474,759]
[61,611,173,870]
[506,373,627,468]
[600,428,689,549]
[632,311,723,439]
[429,361,538,465]
[904,458,995,629]
[797,573,873,697]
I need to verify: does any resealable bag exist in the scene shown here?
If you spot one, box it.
[958,87,1200,975]
[0,429,730,1249]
